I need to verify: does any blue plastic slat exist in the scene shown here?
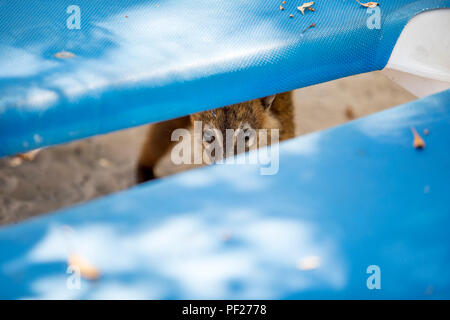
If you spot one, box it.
[0,89,449,299]
[1,0,449,156]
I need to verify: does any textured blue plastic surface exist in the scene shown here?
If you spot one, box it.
[1,0,449,156]
[1,89,449,299]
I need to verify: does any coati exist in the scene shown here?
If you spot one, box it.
[137,91,295,182]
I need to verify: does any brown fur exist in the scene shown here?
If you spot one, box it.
[137,91,295,182]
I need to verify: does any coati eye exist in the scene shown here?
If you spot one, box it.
[244,129,251,141]
[203,129,215,143]
[244,129,251,142]
[242,126,256,146]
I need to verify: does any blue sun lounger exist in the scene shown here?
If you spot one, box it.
[0,0,449,299]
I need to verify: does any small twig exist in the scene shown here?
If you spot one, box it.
[355,0,379,8]
[302,23,316,34]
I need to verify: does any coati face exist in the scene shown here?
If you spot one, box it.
[189,96,276,162]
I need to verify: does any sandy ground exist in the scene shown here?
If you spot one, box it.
[0,71,415,225]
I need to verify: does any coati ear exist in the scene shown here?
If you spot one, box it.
[261,95,276,110]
